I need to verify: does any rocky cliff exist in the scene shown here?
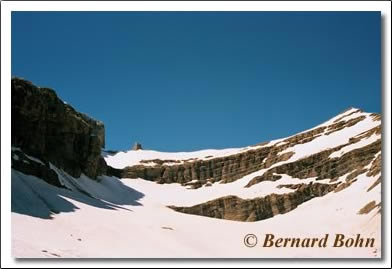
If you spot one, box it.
[169,182,339,222]
[245,126,381,187]
[112,110,381,190]
[119,149,295,188]
[104,107,381,222]
[11,78,107,179]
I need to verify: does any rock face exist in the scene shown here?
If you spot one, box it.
[169,182,339,222]
[12,148,63,188]
[119,150,294,188]
[11,78,107,179]
[246,138,381,187]
[116,111,378,190]
[102,107,381,223]
[358,200,379,215]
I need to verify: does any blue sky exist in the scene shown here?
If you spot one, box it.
[12,12,381,152]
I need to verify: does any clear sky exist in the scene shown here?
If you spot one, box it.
[12,12,381,152]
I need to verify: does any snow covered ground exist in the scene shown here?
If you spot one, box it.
[11,167,381,258]
[11,108,382,258]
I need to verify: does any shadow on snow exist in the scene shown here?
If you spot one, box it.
[11,169,144,219]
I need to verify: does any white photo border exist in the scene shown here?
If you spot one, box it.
[1,1,391,268]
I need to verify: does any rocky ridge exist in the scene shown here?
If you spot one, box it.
[166,113,381,222]
[169,182,340,222]
[113,109,381,191]
[11,78,107,180]
[102,108,381,222]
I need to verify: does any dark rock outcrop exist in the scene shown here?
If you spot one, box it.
[169,182,339,222]
[358,200,378,215]
[325,115,366,135]
[332,108,362,123]
[11,78,107,179]
[132,142,143,150]
[246,138,381,187]
[118,126,334,186]
[367,153,381,177]
[11,149,63,188]
[120,150,294,187]
[367,177,381,192]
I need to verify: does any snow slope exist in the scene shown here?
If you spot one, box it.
[11,166,381,258]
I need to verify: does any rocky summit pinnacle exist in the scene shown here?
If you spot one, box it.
[132,142,143,151]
